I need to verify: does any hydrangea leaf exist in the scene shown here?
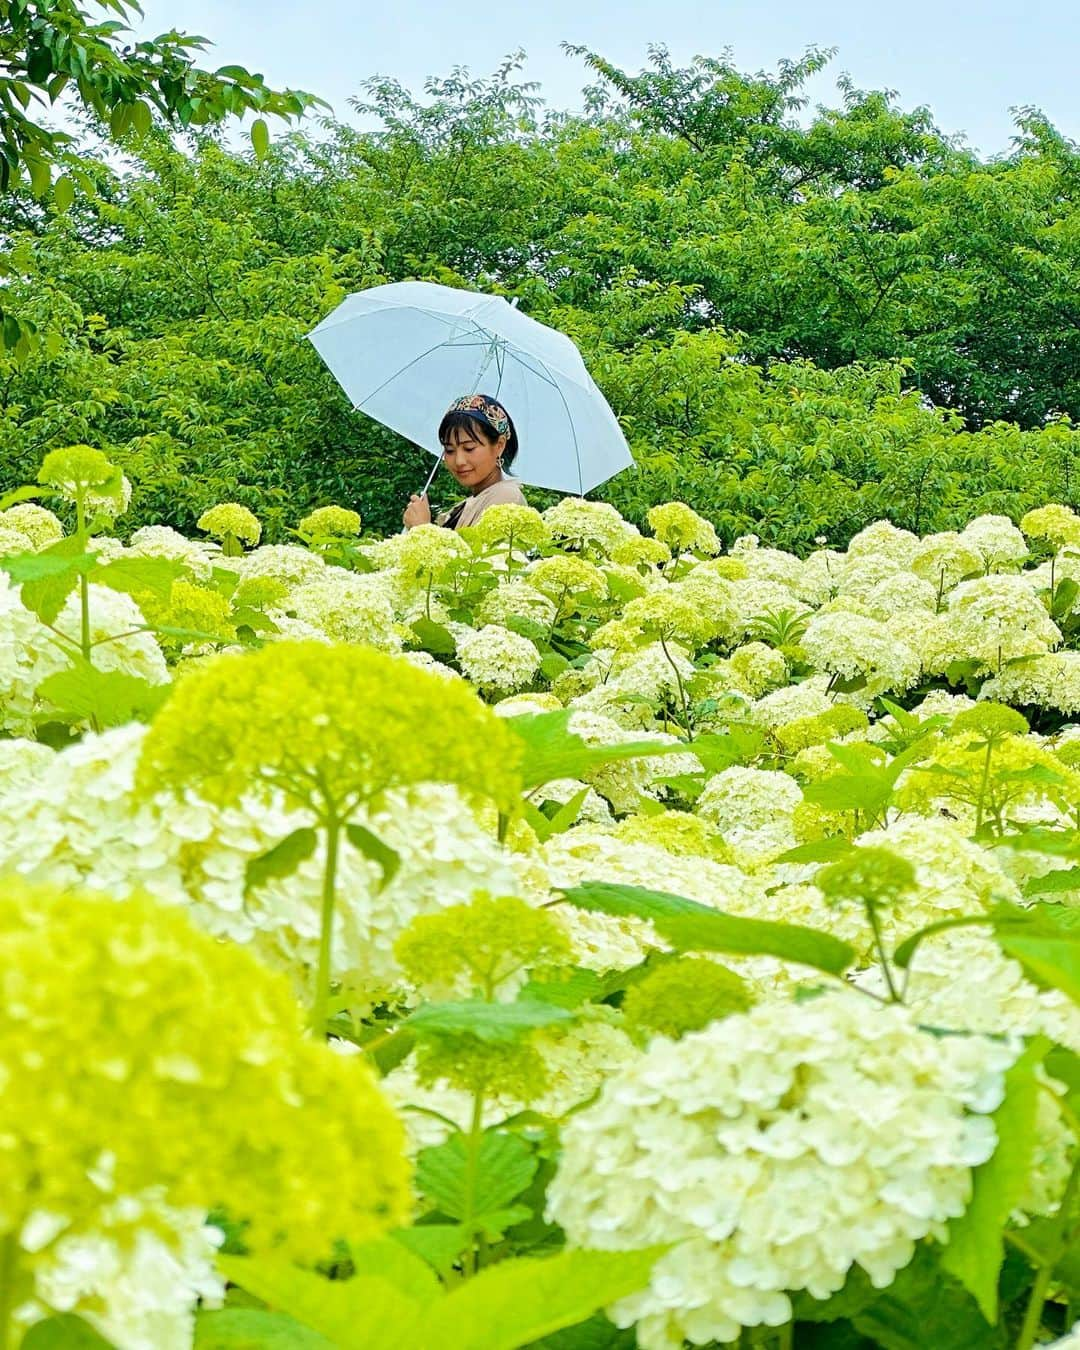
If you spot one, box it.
[0,484,47,511]
[345,822,401,892]
[21,1315,116,1349]
[216,1257,424,1350]
[526,1314,638,1350]
[561,881,856,976]
[392,1222,471,1276]
[36,660,171,727]
[0,536,97,624]
[995,933,1080,1003]
[415,1129,537,1219]
[91,554,189,601]
[405,998,575,1043]
[347,1237,442,1303]
[194,1308,333,1348]
[410,616,457,655]
[429,1246,668,1350]
[941,1036,1049,1320]
[508,708,690,790]
[243,827,318,899]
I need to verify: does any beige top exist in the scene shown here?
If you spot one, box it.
[435,476,527,530]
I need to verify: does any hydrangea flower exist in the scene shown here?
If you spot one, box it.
[548,991,1018,1348]
[647,502,720,556]
[455,623,541,695]
[471,502,551,552]
[195,502,261,548]
[126,524,215,581]
[0,882,410,1272]
[0,503,64,550]
[297,505,362,539]
[696,766,804,864]
[543,498,632,554]
[277,569,401,652]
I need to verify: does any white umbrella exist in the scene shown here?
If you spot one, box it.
[306,281,634,496]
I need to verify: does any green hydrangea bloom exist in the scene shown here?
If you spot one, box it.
[818,846,917,910]
[138,641,522,814]
[298,505,362,540]
[0,503,64,550]
[38,445,118,495]
[529,555,609,605]
[775,705,870,754]
[0,881,410,1262]
[467,503,551,552]
[1020,504,1080,548]
[622,588,730,650]
[196,503,262,547]
[614,812,733,863]
[646,501,721,555]
[139,578,236,643]
[623,957,756,1038]
[610,535,671,567]
[395,894,570,1001]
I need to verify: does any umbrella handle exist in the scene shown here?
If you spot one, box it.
[400,456,443,535]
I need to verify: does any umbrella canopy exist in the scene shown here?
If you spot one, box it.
[306,281,634,495]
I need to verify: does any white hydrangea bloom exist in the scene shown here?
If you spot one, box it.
[476,580,557,629]
[861,572,937,620]
[20,1194,223,1350]
[732,546,805,590]
[236,543,326,593]
[832,552,910,601]
[910,531,983,592]
[455,624,541,694]
[959,514,1029,572]
[728,579,804,634]
[127,525,215,581]
[930,575,1061,674]
[275,568,401,652]
[797,549,843,606]
[845,520,920,565]
[548,992,1017,1349]
[802,610,921,700]
[696,767,803,864]
[980,652,1080,714]
[749,674,834,730]
[1047,1324,1080,1349]
[543,498,634,554]
[0,503,65,550]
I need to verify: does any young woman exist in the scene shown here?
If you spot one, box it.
[402,393,526,531]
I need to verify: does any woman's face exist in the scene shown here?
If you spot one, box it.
[441,422,506,489]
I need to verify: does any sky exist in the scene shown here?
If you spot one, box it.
[128,0,1080,158]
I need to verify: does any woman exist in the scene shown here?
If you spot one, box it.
[402,393,527,531]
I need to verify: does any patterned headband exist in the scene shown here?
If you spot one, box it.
[445,393,511,438]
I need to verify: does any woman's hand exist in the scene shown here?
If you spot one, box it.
[403,493,432,529]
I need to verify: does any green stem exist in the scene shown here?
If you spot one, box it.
[866,902,901,1002]
[311,813,341,1036]
[777,1324,794,1350]
[0,1232,17,1350]
[659,633,693,741]
[975,738,994,836]
[1016,1261,1053,1350]
[461,1089,486,1277]
[1016,1149,1080,1350]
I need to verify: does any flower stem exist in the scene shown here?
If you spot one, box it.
[311,813,341,1036]
[0,1232,17,1350]
[659,633,694,741]
[461,1089,485,1277]
[866,902,901,1002]
[975,738,994,836]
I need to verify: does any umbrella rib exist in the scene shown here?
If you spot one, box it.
[350,335,467,409]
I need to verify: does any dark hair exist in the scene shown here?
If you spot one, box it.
[437,409,519,471]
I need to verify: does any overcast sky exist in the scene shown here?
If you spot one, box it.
[130,0,1079,157]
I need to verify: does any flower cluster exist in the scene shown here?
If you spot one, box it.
[548,991,1017,1348]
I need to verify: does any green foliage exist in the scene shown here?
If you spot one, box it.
[216,1245,666,1350]
[4,51,1080,541]
[560,880,857,975]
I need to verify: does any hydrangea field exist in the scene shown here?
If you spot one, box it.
[6,445,1080,1350]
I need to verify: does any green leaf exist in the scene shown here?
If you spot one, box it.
[775,837,855,864]
[520,967,605,1009]
[893,915,998,970]
[416,1129,537,1220]
[430,1246,667,1350]
[195,1308,332,1348]
[251,117,270,160]
[1022,867,1080,896]
[406,998,574,1043]
[347,1237,441,1303]
[522,788,590,843]
[995,931,1080,1003]
[526,1314,637,1349]
[216,1256,423,1350]
[53,174,75,212]
[244,827,318,897]
[941,1036,1049,1320]
[21,1315,116,1348]
[392,1223,470,1277]
[539,650,570,681]
[92,554,188,601]
[508,709,689,791]
[560,882,855,976]
[1,536,97,625]
[131,99,153,136]
[0,484,46,511]
[345,822,401,892]
[410,616,457,655]
[36,661,170,728]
